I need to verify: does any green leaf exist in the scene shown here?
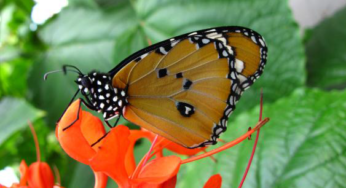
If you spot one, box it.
[29,0,305,125]
[69,163,95,188]
[178,88,346,188]
[306,7,346,90]
[0,97,44,145]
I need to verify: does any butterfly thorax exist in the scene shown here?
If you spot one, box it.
[76,71,128,120]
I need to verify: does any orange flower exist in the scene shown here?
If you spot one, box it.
[3,122,63,188]
[133,129,205,156]
[56,99,182,188]
[57,99,269,188]
[203,174,222,188]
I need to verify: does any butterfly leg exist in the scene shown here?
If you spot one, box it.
[104,115,121,128]
[113,116,121,127]
[104,120,112,128]
[91,116,121,146]
[248,127,252,140]
[57,89,80,123]
[62,98,96,131]
[91,132,109,147]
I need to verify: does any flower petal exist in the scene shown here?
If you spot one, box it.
[132,156,181,185]
[27,162,54,188]
[125,130,153,175]
[89,125,130,187]
[156,137,204,156]
[203,174,222,188]
[19,160,28,186]
[161,175,177,188]
[56,100,105,164]
[93,171,108,188]
[142,129,204,156]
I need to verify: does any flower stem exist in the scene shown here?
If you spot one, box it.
[238,89,263,188]
[238,129,260,188]
[28,121,40,162]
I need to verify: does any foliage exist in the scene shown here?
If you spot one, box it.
[306,7,346,90]
[179,89,346,188]
[0,0,345,187]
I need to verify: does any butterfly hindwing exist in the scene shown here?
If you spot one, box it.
[111,26,267,148]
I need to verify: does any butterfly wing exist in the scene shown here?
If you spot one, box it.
[110,26,267,148]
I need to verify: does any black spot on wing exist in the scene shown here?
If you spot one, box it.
[183,78,192,90]
[176,102,195,117]
[176,72,183,78]
[157,68,168,78]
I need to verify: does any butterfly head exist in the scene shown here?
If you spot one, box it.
[76,74,92,94]
[77,70,128,120]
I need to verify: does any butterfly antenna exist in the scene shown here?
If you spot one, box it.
[62,65,83,75]
[43,69,81,80]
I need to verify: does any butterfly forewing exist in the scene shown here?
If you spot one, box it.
[111,26,267,148]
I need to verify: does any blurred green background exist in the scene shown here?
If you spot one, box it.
[0,0,345,187]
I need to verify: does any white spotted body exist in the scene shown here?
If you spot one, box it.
[75,71,127,121]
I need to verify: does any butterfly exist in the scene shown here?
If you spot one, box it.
[45,26,268,149]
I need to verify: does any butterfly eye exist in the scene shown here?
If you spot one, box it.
[81,77,91,88]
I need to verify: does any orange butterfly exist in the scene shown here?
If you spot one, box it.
[45,26,268,148]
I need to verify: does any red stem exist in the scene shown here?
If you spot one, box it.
[141,134,159,168]
[238,129,260,188]
[131,135,161,179]
[238,89,263,188]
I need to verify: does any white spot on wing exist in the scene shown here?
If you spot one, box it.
[235,59,244,73]
[185,106,192,115]
[206,32,222,39]
[215,128,223,135]
[188,32,197,36]
[251,36,257,43]
[202,38,210,44]
[237,74,247,83]
[159,47,167,54]
[225,107,233,116]
[259,38,265,47]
